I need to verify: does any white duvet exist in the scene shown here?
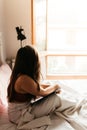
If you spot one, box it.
[0,87,87,130]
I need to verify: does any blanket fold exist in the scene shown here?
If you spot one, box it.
[17,116,51,130]
[1,90,87,130]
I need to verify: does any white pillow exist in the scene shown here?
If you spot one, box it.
[0,64,12,104]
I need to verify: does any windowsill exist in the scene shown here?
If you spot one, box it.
[40,50,87,56]
[40,50,87,80]
[46,74,87,80]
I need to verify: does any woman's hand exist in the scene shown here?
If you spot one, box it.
[54,84,61,93]
[55,87,61,94]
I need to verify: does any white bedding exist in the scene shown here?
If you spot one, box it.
[0,64,87,130]
[0,87,87,130]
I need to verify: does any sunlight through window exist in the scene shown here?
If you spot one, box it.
[33,0,87,77]
[47,0,87,51]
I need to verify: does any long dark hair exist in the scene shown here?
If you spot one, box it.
[7,45,41,102]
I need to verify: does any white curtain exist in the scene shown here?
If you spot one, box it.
[0,32,5,64]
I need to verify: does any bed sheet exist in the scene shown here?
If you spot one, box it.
[0,81,87,130]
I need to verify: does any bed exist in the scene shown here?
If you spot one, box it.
[0,40,87,130]
[0,63,87,130]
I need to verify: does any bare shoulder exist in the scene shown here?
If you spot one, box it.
[17,74,32,82]
[15,74,38,94]
[16,74,36,87]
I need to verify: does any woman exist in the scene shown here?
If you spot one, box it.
[7,45,61,128]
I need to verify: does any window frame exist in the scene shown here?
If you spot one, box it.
[31,0,87,80]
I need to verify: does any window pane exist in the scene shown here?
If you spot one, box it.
[47,0,87,50]
[48,0,87,25]
[47,56,87,75]
[34,0,46,50]
[47,28,87,50]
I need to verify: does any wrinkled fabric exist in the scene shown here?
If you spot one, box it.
[0,91,87,130]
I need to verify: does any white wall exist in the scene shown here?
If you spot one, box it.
[3,0,32,59]
[0,0,6,63]
[0,0,3,32]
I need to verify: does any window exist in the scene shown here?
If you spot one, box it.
[32,0,87,79]
[31,0,47,50]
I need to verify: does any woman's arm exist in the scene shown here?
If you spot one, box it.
[15,75,61,97]
[39,84,61,96]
